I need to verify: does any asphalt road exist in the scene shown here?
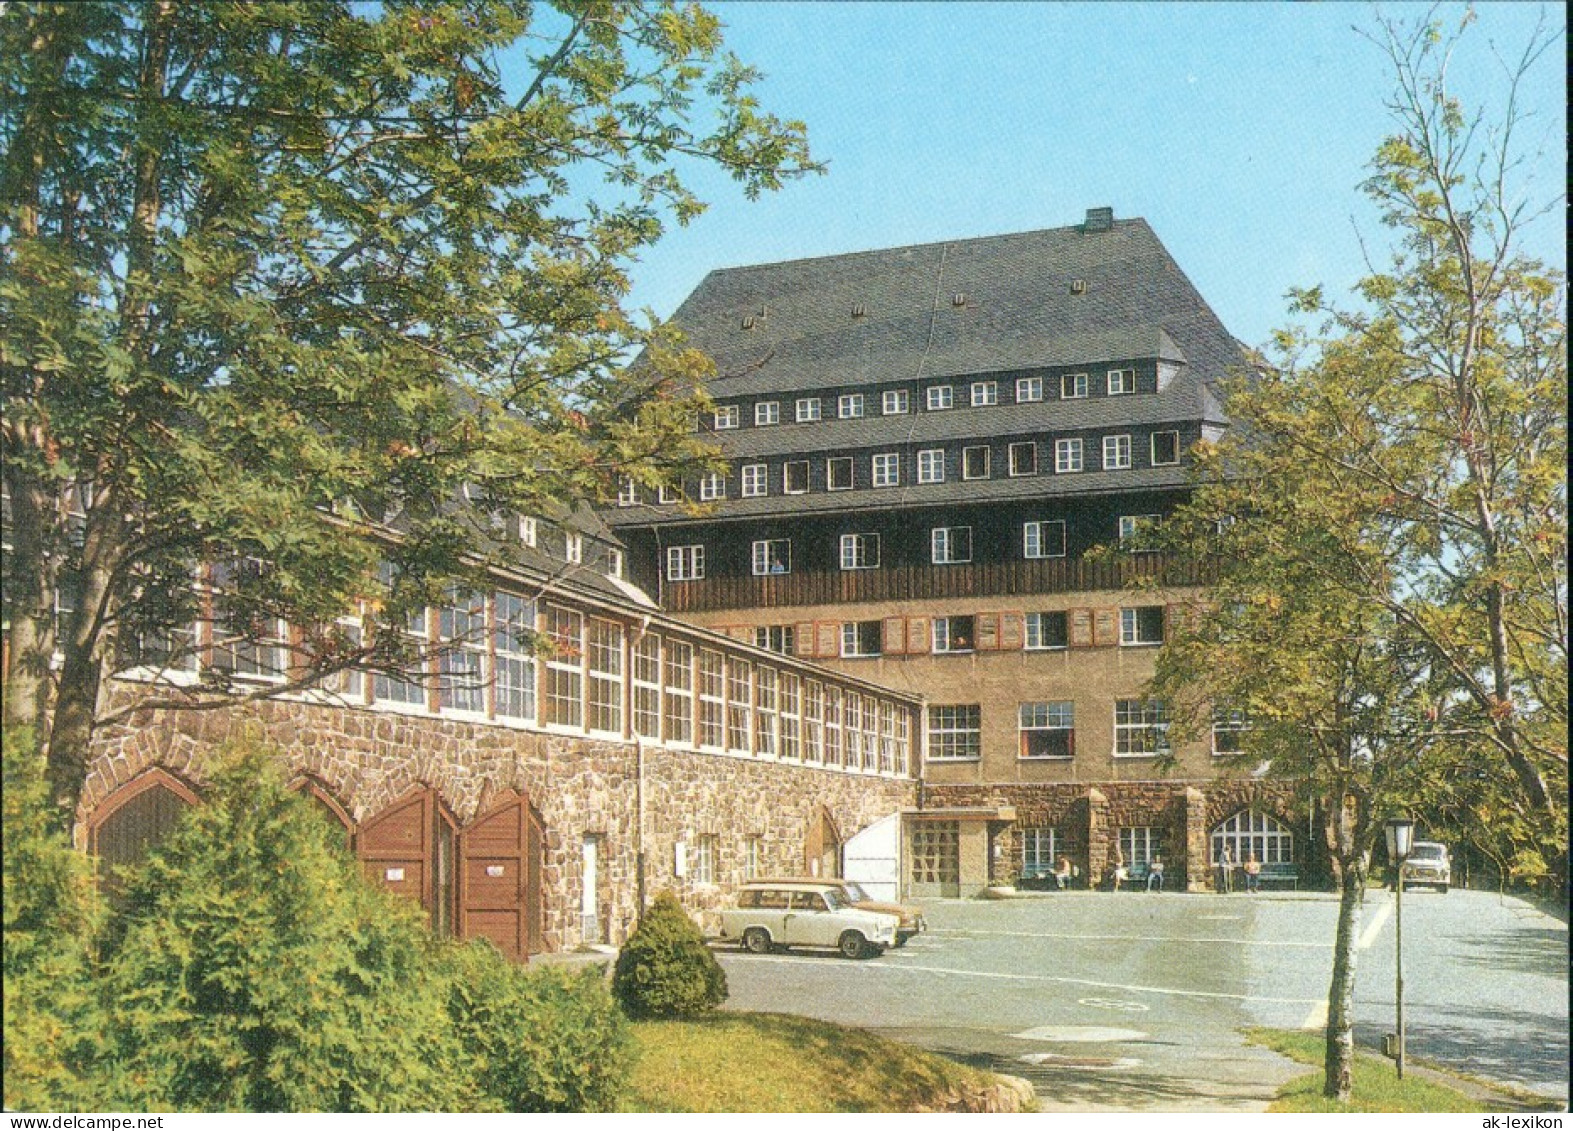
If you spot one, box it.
[713,888,1569,1112]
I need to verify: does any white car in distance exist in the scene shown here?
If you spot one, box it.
[718,881,900,959]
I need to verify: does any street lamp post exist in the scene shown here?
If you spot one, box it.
[1384,817,1415,1080]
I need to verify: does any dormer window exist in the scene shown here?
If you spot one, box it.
[617,479,639,507]
[971,381,998,407]
[519,516,538,547]
[715,406,740,430]
[755,401,780,426]
[658,484,679,504]
[565,533,583,563]
[796,397,822,423]
[962,446,990,480]
[926,385,953,411]
[1107,368,1137,395]
[606,548,625,578]
[1016,376,1044,402]
[699,473,726,501]
[1151,431,1181,466]
[882,389,909,415]
[838,393,865,419]
[1062,373,1088,400]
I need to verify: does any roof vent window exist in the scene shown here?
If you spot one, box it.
[951,293,967,307]
[1084,206,1114,232]
[741,315,756,329]
[851,303,866,318]
[1070,279,1087,295]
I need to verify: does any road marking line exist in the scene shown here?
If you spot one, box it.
[1357,901,1392,950]
[931,929,1332,949]
[724,953,1326,1006]
[1300,999,1328,1031]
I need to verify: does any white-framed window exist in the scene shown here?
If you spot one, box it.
[1103,434,1132,470]
[699,473,726,501]
[1211,810,1294,865]
[803,680,825,763]
[753,625,795,655]
[586,617,624,735]
[632,634,661,740]
[796,397,822,423]
[543,604,584,729]
[1024,610,1069,650]
[617,479,639,507]
[371,606,428,707]
[839,532,880,570]
[743,835,762,879]
[565,532,583,563]
[1055,438,1084,473]
[826,457,853,491]
[1120,606,1165,646]
[437,589,487,713]
[822,685,844,766]
[1151,430,1181,466]
[1212,707,1248,756]
[752,539,792,576]
[494,591,537,721]
[516,515,537,548]
[1107,368,1137,395]
[755,401,780,426]
[657,484,679,505]
[714,405,740,430]
[1115,699,1170,757]
[927,705,981,760]
[726,659,752,753]
[1120,827,1162,870]
[882,389,910,415]
[1020,702,1075,759]
[1022,827,1061,877]
[838,393,865,419]
[690,834,717,884]
[210,560,290,683]
[663,639,694,746]
[841,620,882,658]
[962,445,990,480]
[1016,376,1044,403]
[753,666,778,756]
[605,548,624,579]
[741,463,768,497]
[783,461,809,494]
[1024,519,1067,559]
[926,384,953,411]
[1009,442,1037,476]
[917,448,946,483]
[931,526,972,564]
[698,649,725,748]
[871,452,900,487]
[666,544,704,581]
[971,380,998,406]
[932,615,975,653]
[1061,372,1088,399]
[1119,514,1161,550]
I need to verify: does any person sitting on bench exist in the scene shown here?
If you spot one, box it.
[1053,855,1073,890]
[1146,854,1165,892]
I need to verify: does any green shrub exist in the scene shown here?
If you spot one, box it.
[2,727,122,1111]
[447,941,632,1112]
[612,890,727,1019]
[99,746,477,1112]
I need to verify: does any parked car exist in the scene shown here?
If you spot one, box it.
[754,876,926,945]
[718,880,901,958]
[1400,841,1451,892]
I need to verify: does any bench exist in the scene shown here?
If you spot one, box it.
[1255,862,1299,890]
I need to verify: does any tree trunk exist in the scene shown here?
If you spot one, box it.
[1322,851,1368,1101]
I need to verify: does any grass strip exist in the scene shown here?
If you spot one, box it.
[623,1011,1013,1112]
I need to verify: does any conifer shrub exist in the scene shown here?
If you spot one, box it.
[2,727,123,1111]
[98,746,477,1112]
[612,890,728,1019]
[447,940,632,1112]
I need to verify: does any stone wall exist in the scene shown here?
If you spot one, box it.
[81,693,916,953]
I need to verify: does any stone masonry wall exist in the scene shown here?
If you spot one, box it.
[81,692,916,953]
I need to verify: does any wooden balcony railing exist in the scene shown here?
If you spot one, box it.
[663,554,1214,613]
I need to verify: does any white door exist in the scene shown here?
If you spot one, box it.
[581,835,601,944]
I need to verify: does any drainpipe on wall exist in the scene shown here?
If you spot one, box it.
[634,733,646,920]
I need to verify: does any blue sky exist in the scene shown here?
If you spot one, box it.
[615,2,1566,350]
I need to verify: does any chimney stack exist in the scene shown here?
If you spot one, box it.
[1084,206,1114,233]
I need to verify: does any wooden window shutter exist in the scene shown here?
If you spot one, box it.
[976,613,1001,650]
[905,616,931,654]
[1093,608,1119,647]
[1000,612,1025,651]
[883,617,907,655]
[1069,608,1094,648]
[815,621,840,657]
[795,622,816,657]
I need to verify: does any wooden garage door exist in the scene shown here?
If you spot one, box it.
[458,792,543,961]
[358,788,457,936]
[89,769,200,896]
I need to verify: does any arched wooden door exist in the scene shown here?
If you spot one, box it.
[358,788,458,937]
[88,768,200,895]
[458,791,544,962]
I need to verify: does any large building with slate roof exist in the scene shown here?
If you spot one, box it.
[607,209,1307,895]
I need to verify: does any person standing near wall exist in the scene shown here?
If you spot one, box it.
[1217,845,1235,893]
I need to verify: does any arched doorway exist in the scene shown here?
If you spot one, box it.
[358,788,459,937]
[1210,809,1295,865]
[87,768,201,895]
[457,791,545,962]
[804,807,842,878]
[291,775,354,850]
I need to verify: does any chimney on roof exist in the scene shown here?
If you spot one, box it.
[1084,206,1114,233]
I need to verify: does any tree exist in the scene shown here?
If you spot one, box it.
[1146,7,1565,1102]
[1,1,819,818]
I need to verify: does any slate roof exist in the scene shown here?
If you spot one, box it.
[671,216,1245,411]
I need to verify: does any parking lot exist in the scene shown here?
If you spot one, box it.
[714,888,1569,1112]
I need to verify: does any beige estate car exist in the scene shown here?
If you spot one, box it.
[718,881,901,959]
[1400,841,1451,892]
[755,877,926,945]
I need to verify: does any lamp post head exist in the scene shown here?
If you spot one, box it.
[1385,817,1416,863]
